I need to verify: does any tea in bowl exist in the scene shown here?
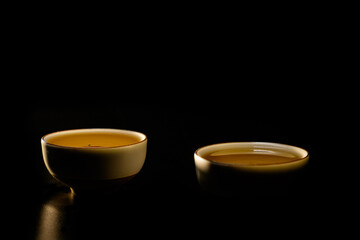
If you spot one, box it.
[194,142,309,198]
[41,129,147,195]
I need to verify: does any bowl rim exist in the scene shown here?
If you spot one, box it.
[41,128,147,149]
[194,142,309,167]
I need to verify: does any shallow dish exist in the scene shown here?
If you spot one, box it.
[194,142,309,197]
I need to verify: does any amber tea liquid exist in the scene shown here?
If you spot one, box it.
[47,132,140,148]
[203,148,299,165]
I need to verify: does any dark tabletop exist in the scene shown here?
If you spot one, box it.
[13,97,334,240]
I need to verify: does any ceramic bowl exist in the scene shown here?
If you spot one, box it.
[41,128,147,195]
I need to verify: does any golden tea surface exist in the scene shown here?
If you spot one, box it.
[47,132,140,147]
[204,149,299,165]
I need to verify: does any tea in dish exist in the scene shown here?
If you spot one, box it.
[202,148,300,165]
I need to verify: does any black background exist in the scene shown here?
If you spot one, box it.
[9,10,339,238]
